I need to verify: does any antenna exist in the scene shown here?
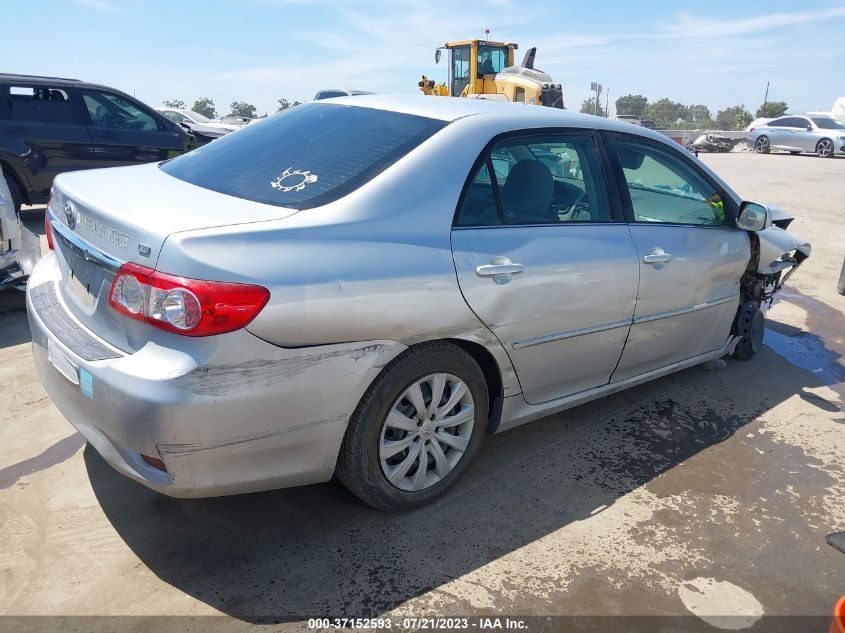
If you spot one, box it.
[484,28,490,41]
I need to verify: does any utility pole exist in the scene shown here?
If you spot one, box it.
[590,81,603,116]
[762,81,770,113]
[605,89,609,118]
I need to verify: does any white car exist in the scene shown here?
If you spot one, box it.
[156,108,240,135]
[0,169,39,288]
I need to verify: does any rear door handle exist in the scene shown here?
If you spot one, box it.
[476,257,524,281]
[643,248,672,264]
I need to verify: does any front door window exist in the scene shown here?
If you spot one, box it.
[613,139,727,226]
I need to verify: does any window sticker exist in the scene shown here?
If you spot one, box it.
[270,168,318,193]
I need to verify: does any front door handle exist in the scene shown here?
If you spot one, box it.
[643,248,672,264]
[476,257,524,282]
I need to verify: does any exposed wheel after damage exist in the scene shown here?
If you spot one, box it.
[337,342,488,511]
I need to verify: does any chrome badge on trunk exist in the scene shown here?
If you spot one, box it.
[63,201,130,251]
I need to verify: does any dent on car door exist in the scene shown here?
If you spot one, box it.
[0,84,94,200]
[81,89,184,167]
[608,136,749,382]
[450,132,639,405]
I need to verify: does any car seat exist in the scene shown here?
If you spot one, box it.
[501,160,555,223]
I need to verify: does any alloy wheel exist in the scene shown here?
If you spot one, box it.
[379,372,475,492]
[817,139,833,158]
[755,137,769,153]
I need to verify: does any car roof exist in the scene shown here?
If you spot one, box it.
[0,73,133,95]
[325,94,666,137]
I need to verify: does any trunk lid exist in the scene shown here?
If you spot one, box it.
[49,163,298,352]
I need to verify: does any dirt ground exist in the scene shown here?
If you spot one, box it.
[0,151,843,631]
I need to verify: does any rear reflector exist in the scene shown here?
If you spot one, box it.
[109,263,270,336]
[141,453,167,472]
[45,199,54,250]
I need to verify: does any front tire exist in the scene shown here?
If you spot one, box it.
[337,342,488,511]
[816,138,834,158]
[754,136,770,154]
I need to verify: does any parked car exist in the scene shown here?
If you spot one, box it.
[155,107,240,141]
[218,115,253,126]
[747,114,845,157]
[27,96,810,510]
[313,88,375,100]
[0,73,195,213]
[0,168,39,288]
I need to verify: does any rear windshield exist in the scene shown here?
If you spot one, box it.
[160,103,446,209]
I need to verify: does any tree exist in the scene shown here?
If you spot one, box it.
[228,101,257,119]
[714,105,753,130]
[277,97,302,112]
[192,97,216,119]
[163,99,185,108]
[643,98,686,129]
[683,104,713,127]
[756,101,788,118]
[615,94,648,117]
[580,97,607,117]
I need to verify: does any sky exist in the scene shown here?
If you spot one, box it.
[2,0,844,118]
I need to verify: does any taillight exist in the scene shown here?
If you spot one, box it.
[749,127,755,132]
[45,198,54,250]
[108,263,270,336]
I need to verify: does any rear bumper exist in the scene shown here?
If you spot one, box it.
[26,253,405,498]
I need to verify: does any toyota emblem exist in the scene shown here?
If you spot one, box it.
[64,202,76,229]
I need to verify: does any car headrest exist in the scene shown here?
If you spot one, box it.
[501,160,554,222]
[617,146,645,170]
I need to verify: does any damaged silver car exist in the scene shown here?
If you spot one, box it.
[1,169,39,289]
[27,97,810,510]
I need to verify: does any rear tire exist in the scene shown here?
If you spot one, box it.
[336,341,488,511]
[754,136,770,154]
[816,138,834,158]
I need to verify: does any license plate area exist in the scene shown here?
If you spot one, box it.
[48,338,79,385]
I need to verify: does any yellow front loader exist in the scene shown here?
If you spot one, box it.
[418,39,563,108]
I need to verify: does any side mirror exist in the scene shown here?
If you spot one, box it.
[435,49,441,64]
[737,201,768,231]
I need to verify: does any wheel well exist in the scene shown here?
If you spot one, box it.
[445,338,503,432]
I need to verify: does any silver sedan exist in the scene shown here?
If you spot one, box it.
[27,96,809,510]
[747,114,845,157]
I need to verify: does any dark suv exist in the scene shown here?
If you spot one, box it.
[0,73,195,212]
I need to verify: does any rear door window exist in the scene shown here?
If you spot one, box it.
[455,133,613,226]
[160,103,446,210]
[8,85,76,124]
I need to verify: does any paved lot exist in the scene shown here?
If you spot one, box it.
[0,152,843,629]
